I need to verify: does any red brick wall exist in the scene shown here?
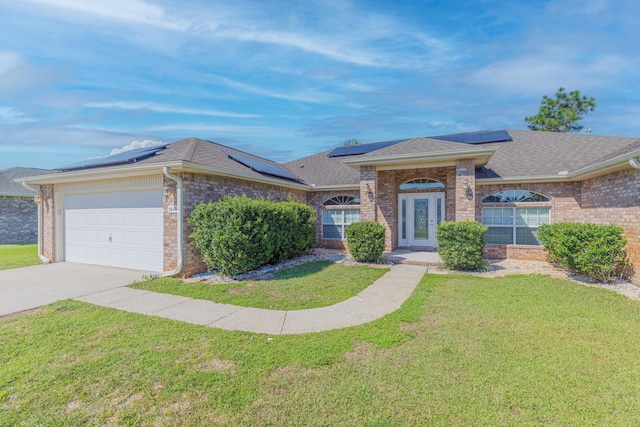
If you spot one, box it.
[455,159,476,221]
[164,173,307,277]
[581,168,640,278]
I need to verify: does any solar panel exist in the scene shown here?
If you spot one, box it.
[59,145,167,171]
[226,152,302,182]
[429,130,512,144]
[327,139,407,157]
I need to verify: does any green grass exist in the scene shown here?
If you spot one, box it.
[3,274,640,426]
[131,261,390,310]
[0,243,40,270]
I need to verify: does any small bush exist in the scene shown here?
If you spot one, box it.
[436,221,488,271]
[189,196,316,275]
[346,221,386,262]
[537,222,627,282]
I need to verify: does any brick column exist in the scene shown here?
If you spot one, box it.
[40,185,56,262]
[360,166,377,222]
[455,159,476,221]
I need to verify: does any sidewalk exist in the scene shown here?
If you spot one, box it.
[76,264,427,335]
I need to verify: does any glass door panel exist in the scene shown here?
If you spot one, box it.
[413,198,429,240]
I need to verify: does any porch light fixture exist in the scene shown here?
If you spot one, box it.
[463,179,469,189]
[366,183,374,201]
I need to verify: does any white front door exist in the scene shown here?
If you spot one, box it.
[398,193,445,248]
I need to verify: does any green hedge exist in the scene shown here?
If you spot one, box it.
[188,196,316,275]
[346,221,386,262]
[436,221,488,271]
[537,222,627,282]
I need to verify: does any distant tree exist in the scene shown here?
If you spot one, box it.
[524,87,596,133]
[343,138,361,146]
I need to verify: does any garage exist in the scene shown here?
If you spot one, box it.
[64,189,163,272]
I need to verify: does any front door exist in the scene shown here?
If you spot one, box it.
[398,193,444,248]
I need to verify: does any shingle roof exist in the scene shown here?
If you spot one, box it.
[283,149,360,187]
[476,130,640,179]
[133,137,306,184]
[22,131,640,188]
[0,167,51,195]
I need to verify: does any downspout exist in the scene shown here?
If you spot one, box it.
[155,167,183,277]
[629,157,640,169]
[22,181,50,264]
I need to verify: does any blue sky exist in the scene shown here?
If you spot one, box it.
[1,0,639,170]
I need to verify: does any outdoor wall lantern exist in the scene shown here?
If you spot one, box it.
[366,183,374,202]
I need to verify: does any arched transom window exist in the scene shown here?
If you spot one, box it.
[482,189,550,246]
[482,189,549,204]
[399,178,445,191]
[322,195,360,206]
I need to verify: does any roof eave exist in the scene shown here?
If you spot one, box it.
[341,148,498,170]
[15,161,183,185]
[477,150,640,184]
[567,150,640,180]
[309,184,360,191]
[177,161,311,190]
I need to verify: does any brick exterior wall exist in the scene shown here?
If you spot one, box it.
[455,159,476,221]
[0,195,38,244]
[40,185,55,262]
[163,173,307,277]
[581,168,640,279]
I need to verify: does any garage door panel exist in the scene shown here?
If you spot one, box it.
[64,190,163,272]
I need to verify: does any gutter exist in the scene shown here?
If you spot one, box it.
[21,181,50,264]
[153,167,184,278]
[629,157,640,169]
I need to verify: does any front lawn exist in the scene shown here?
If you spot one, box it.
[0,243,40,270]
[2,274,640,426]
[132,261,389,310]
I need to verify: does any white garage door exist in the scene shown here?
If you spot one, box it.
[64,189,163,272]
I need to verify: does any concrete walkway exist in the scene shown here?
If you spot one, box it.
[76,264,427,335]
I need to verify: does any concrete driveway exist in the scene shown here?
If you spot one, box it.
[0,263,147,316]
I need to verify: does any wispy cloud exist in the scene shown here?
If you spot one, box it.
[22,0,189,30]
[210,75,336,104]
[86,101,261,118]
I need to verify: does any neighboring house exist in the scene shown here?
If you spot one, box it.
[18,130,640,283]
[0,167,50,244]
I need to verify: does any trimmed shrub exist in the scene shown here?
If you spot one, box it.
[436,221,488,271]
[346,221,386,262]
[189,196,316,275]
[537,222,627,282]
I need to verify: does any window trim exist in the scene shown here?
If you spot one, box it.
[321,206,360,240]
[482,206,550,246]
[399,178,445,191]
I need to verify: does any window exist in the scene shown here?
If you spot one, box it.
[399,178,444,191]
[322,196,361,240]
[323,195,360,205]
[482,189,549,204]
[482,190,550,245]
[482,190,551,246]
